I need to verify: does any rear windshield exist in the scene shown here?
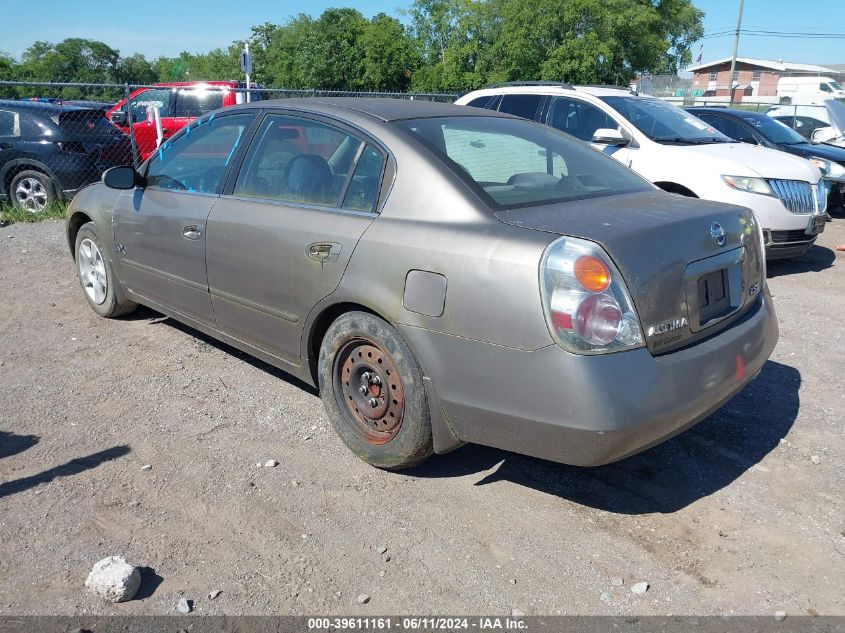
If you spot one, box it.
[57,109,118,134]
[395,116,651,209]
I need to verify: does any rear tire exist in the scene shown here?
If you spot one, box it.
[318,311,433,470]
[74,222,137,318]
[11,170,56,213]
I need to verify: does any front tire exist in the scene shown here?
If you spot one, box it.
[74,222,137,318]
[318,311,433,470]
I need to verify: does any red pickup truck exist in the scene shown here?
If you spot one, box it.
[108,81,259,160]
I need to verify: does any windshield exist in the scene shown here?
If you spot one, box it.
[601,96,731,144]
[743,114,807,145]
[395,116,651,209]
[830,82,844,91]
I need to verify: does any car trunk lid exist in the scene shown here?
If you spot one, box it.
[496,191,766,355]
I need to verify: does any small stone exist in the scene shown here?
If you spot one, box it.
[264,460,279,468]
[176,597,192,613]
[377,546,388,555]
[774,611,786,622]
[611,576,624,587]
[291,480,300,487]
[84,556,141,603]
[140,464,152,471]
[810,455,822,465]
[303,435,312,441]
[208,590,222,600]
[631,581,649,595]
[600,591,611,604]
[509,578,516,585]
[382,555,392,563]
[357,594,370,604]
[511,609,524,618]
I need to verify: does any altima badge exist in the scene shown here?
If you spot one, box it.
[711,221,726,246]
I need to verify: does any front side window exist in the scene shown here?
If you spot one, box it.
[233,114,368,208]
[498,94,544,120]
[129,88,172,122]
[146,112,255,193]
[602,97,731,144]
[175,88,226,117]
[547,97,618,142]
[396,116,651,209]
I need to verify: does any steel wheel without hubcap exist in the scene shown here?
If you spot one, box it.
[15,177,49,212]
[335,339,405,445]
[77,238,108,305]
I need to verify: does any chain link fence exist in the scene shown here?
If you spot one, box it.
[0,80,458,215]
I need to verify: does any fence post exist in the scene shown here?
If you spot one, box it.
[123,82,139,169]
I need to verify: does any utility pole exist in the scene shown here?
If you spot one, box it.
[728,0,745,103]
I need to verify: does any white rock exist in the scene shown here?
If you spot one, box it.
[600,592,611,604]
[810,455,822,465]
[140,464,152,471]
[774,611,786,622]
[357,594,370,604]
[611,576,624,587]
[84,556,141,603]
[176,597,192,613]
[208,590,222,600]
[631,581,649,595]
[264,460,279,468]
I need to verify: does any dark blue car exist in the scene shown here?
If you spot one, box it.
[0,100,131,212]
[687,107,845,212]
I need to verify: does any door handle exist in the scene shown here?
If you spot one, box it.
[306,242,340,263]
[182,224,203,240]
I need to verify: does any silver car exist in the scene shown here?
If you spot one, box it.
[66,98,778,470]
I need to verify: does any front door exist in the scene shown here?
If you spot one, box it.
[545,96,631,165]
[113,111,257,325]
[206,113,387,363]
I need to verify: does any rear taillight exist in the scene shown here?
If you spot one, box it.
[540,237,643,354]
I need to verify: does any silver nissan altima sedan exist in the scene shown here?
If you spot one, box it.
[65,98,778,470]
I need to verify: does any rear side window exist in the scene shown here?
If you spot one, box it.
[146,112,255,193]
[342,145,385,212]
[498,94,543,120]
[0,110,20,137]
[466,96,493,109]
[175,89,226,117]
[233,114,368,208]
[397,116,651,209]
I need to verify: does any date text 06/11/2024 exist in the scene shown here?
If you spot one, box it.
[307,617,528,630]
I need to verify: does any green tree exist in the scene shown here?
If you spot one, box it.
[360,13,418,90]
[117,53,157,84]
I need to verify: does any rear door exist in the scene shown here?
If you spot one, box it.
[206,112,387,364]
[113,111,257,325]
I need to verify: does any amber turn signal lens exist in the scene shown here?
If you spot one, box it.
[574,255,611,293]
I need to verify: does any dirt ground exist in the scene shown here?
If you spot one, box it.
[0,217,843,617]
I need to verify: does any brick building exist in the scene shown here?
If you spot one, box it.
[687,57,836,102]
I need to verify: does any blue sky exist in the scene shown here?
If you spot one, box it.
[2,0,842,67]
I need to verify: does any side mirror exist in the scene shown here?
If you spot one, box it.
[102,166,143,190]
[592,128,630,146]
[109,110,128,126]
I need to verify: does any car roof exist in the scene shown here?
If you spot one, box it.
[0,99,97,114]
[462,85,636,98]
[229,97,509,122]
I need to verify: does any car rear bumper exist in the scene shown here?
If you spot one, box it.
[401,288,778,466]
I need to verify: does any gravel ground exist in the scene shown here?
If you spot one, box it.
[0,218,843,617]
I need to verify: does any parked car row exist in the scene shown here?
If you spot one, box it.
[65,97,777,470]
[456,83,832,259]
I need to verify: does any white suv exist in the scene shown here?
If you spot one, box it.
[455,83,827,259]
